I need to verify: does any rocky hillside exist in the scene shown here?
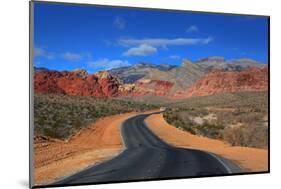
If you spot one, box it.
[34,69,175,98]
[110,60,205,92]
[195,56,264,72]
[133,79,174,96]
[34,69,121,97]
[185,66,268,97]
[109,57,265,95]
[109,63,176,83]
[34,57,268,99]
[143,60,204,91]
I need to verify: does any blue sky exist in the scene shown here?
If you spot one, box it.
[34,2,268,73]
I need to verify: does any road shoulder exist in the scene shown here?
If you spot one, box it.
[34,112,141,185]
[145,113,268,172]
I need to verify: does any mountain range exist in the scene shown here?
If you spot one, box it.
[34,57,268,100]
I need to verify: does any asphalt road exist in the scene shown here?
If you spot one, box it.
[55,112,240,185]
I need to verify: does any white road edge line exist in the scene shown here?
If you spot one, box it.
[120,119,128,149]
[206,152,232,174]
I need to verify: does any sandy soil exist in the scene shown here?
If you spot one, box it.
[34,111,152,185]
[145,113,268,172]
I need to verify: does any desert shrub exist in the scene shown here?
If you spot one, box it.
[165,91,268,113]
[163,109,224,137]
[163,101,268,149]
[224,125,268,148]
[234,112,263,125]
[34,94,158,139]
[163,110,196,134]
[194,121,224,139]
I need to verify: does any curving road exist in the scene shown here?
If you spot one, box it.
[54,112,240,185]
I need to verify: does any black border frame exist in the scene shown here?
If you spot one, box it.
[29,1,270,188]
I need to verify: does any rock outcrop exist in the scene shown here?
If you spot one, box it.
[35,69,176,98]
[34,70,121,97]
[34,64,268,99]
[185,66,268,97]
[132,79,174,96]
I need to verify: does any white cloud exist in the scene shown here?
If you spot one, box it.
[113,16,126,30]
[123,44,157,57]
[34,47,55,59]
[62,52,81,61]
[34,47,45,57]
[169,55,180,59]
[186,25,199,33]
[88,58,131,70]
[119,37,213,47]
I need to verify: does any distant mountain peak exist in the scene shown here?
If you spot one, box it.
[158,64,177,71]
[134,62,154,67]
[231,58,260,64]
[181,59,194,67]
[95,71,113,79]
[195,56,264,72]
[197,56,225,63]
[72,69,88,78]
[34,66,49,72]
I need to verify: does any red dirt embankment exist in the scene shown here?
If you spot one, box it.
[145,113,268,172]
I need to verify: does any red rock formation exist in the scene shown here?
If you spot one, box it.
[35,69,175,97]
[35,66,268,99]
[94,71,121,97]
[132,79,174,96]
[34,71,67,94]
[185,66,268,97]
[118,84,136,96]
[34,70,121,97]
